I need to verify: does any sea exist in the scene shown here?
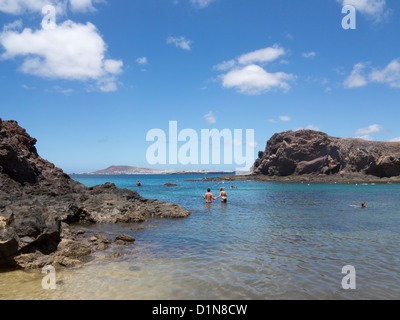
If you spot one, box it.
[1,174,400,300]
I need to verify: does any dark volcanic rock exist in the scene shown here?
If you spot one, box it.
[164,183,179,187]
[253,130,400,178]
[0,118,191,269]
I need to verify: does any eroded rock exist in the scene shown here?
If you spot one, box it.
[253,130,400,178]
[0,118,191,269]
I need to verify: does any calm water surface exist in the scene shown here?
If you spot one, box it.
[1,174,400,300]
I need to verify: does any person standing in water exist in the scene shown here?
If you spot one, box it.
[204,188,217,203]
[216,187,228,203]
[136,181,142,187]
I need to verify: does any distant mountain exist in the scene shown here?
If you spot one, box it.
[90,166,164,175]
[78,166,235,175]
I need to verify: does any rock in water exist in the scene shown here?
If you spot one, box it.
[0,118,190,269]
[114,234,136,246]
[253,130,400,178]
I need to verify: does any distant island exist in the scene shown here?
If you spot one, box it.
[72,165,235,176]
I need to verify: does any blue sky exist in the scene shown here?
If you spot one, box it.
[1,0,400,173]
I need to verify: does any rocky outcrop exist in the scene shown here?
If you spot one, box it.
[253,130,400,178]
[0,118,190,269]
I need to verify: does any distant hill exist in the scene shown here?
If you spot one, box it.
[90,166,164,175]
[78,166,235,175]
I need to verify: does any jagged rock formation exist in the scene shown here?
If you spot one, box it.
[253,130,400,178]
[0,119,190,269]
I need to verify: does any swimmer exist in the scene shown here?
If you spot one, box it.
[361,202,367,208]
[216,187,228,203]
[136,181,142,187]
[204,188,217,203]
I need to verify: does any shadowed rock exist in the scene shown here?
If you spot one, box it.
[0,118,190,269]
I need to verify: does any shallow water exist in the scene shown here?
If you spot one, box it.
[1,175,400,300]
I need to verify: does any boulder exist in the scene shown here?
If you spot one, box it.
[114,234,136,246]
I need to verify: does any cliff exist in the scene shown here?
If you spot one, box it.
[253,130,400,178]
[0,119,190,269]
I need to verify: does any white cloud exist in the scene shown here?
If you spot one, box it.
[302,51,316,59]
[136,57,148,65]
[285,33,294,40]
[221,64,295,95]
[97,77,118,92]
[0,0,62,14]
[344,63,368,88]
[21,84,35,90]
[0,20,123,92]
[238,45,285,65]
[390,137,400,142]
[306,125,320,131]
[190,0,215,8]
[214,45,295,95]
[52,85,74,94]
[213,59,236,71]
[230,137,259,150]
[354,124,383,135]
[104,59,123,75]
[296,125,321,131]
[268,116,292,123]
[3,20,23,31]
[69,0,97,12]
[204,111,216,124]
[345,60,400,89]
[338,0,388,21]
[369,59,400,88]
[167,36,192,51]
[356,135,374,141]
[279,116,291,122]
[0,0,101,14]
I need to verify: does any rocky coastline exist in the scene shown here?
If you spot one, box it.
[201,130,400,184]
[0,119,190,270]
[199,173,400,184]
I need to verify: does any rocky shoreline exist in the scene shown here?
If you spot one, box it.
[196,173,400,184]
[194,130,400,184]
[0,119,190,270]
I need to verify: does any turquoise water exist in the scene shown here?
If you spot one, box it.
[1,174,400,299]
